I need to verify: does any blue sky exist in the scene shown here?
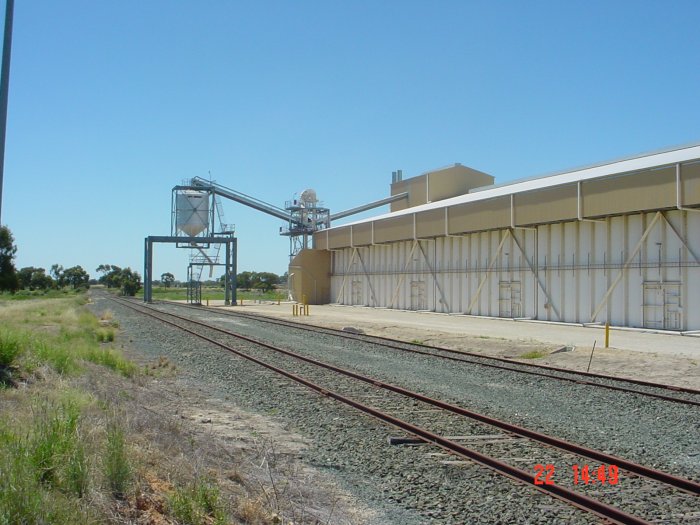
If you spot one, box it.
[3,0,700,281]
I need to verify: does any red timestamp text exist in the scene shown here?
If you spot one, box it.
[533,463,620,485]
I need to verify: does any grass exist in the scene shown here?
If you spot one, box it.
[169,477,228,525]
[519,350,548,359]
[104,418,131,497]
[0,293,285,524]
[0,295,141,522]
[0,288,86,301]
[0,328,24,366]
[0,397,94,524]
[0,295,137,378]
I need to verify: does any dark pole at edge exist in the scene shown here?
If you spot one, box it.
[0,0,14,224]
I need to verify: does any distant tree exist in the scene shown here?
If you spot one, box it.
[95,264,140,295]
[30,269,54,291]
[50,264,65,288]
[161,272,175,288]
[279,271,289,285]
[18,267,54,291]
[118,268,141,296]
[96,264,122,288]
[62,265,90,289]
[0,226,19,293]
[18,266,37,289]
[253,272,280,293]
[237,271,255,290]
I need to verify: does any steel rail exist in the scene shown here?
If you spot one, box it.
[109,295,653,525]
[157,300,700,405]
[115,296,700,496]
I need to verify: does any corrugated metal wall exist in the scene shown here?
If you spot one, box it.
[329,209,700,330]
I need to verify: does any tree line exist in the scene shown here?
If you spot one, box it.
[18,264,90,291]
[1,225,285,297]
[229,271,283,293]
[0,226,142,296]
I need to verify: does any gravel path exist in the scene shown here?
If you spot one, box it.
[97,293,700,524]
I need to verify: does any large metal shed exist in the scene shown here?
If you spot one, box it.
[302,144,700,331]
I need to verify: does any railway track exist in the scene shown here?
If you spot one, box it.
[159,299,700,407]
[106,294,700,525]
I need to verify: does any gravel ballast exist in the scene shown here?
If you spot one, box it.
[95,294,700,524]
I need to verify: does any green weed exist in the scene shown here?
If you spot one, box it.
[83,347,136,377]
[0,328,24,366]
[30,402,81,487]
[0,400,91,523]
[169,477,228,525]
[104,419,131,497]
[520,350,548,359]
[33,340,79,375]
[95,327,115,343]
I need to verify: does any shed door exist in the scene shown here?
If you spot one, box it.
[410,281,426,311]
[643,282,681,330]
[351,281,363,305]
[499,281,521,318]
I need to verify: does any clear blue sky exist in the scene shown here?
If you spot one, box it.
[4,0,700,281]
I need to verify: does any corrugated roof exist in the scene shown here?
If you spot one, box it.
[332,142,700,229]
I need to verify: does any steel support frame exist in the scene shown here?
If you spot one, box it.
[144,236,237,305]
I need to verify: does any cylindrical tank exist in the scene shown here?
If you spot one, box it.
[176,190,209,236]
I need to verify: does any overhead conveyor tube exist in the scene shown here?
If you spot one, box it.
[330,192,408,221]
[190,177,291,222]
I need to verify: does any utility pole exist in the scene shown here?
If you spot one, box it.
[0,0,14,224]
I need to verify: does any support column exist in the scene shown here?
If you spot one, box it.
[144,237,154,303]
[224,241,230,305]
[231,238,238,304]
[143,238,148,302]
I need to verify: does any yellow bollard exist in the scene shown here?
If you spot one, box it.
[305,304,310,316]
[605,322,610,348]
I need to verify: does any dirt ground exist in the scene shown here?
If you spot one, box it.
[214,301,700,390]
[87,353,380,525]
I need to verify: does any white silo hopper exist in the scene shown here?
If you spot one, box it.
[176,190,210,236]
